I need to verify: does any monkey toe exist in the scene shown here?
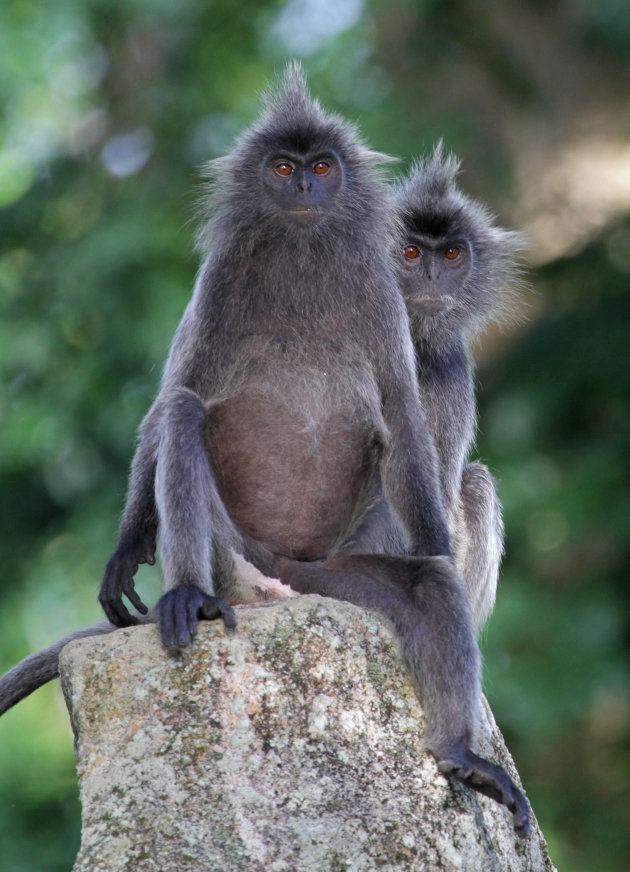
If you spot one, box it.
[157,586,237,652]
[437,747,530,838]
[198,595,237,630]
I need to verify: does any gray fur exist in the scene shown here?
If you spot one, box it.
[0,69,528,834]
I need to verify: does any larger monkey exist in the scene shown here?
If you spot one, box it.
[0,66,528,835]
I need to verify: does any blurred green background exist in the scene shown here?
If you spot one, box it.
[1,1,629,869]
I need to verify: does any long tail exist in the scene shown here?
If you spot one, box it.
[0,621,118,716]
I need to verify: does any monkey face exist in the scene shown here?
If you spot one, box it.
[398,234,473,315]
[262,150,343,225]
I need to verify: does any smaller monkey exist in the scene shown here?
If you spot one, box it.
[396,146,525,628]
[344,146,524,630]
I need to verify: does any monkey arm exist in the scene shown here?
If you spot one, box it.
[99,401,163,627]
[99,298,220,630]
[380,377,452,558]
[415,341,476,514]
[369,309,454,558]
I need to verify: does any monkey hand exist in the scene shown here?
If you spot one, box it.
[436,745,530,838]
[157,585,237,651]
[98,535,155,627]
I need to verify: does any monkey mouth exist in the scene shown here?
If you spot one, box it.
[411,296,456,315]
[286,207,324,226]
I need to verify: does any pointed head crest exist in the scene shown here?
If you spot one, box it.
[260,60,321,133]
[253,61,395,168]
[408,141,461,201]
[196,62,396,255]
[397,142,463,233]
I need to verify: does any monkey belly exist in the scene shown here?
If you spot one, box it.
[208,395,377,560]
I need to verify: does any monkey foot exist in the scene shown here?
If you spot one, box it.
[436,746,530,838]
[157,586,237,651]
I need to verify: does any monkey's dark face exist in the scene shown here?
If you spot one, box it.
[398,233,472,316]
[262,150,343,226]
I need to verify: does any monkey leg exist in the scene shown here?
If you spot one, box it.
[275,553,529,836]
[154,387,239,650]
[452,462,504,631]
[277,553,480,751]
[341,492,408,557]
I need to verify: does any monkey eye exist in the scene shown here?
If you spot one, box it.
[275,162,293,177]
[444,246,460,260]
[404,245,420,260]
[313,161,330,175]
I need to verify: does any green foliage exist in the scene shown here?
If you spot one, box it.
[1,1,629,870]
[479,225,630,871]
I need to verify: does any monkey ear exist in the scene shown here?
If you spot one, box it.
[484,225,531,328]
[199,155,231,183]
[361,149,399,167]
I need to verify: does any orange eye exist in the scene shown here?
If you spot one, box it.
[445,246,460,260]
[404,245,420,260]
[313,161,330,175]
[275,163,293,176]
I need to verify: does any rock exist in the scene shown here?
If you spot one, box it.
[60,595,556,872]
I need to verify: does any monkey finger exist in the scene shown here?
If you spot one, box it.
[124,583,149,615]
[99,565,141,627]
[186,589,203,641]
[468,776,529,837]
[512,790,530,838]
[139,537,156,566]
[199,595,237,630]
[99,594,141,628]
[172,586,196,648]
[174,597,193,648]
[157,587,190,650]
